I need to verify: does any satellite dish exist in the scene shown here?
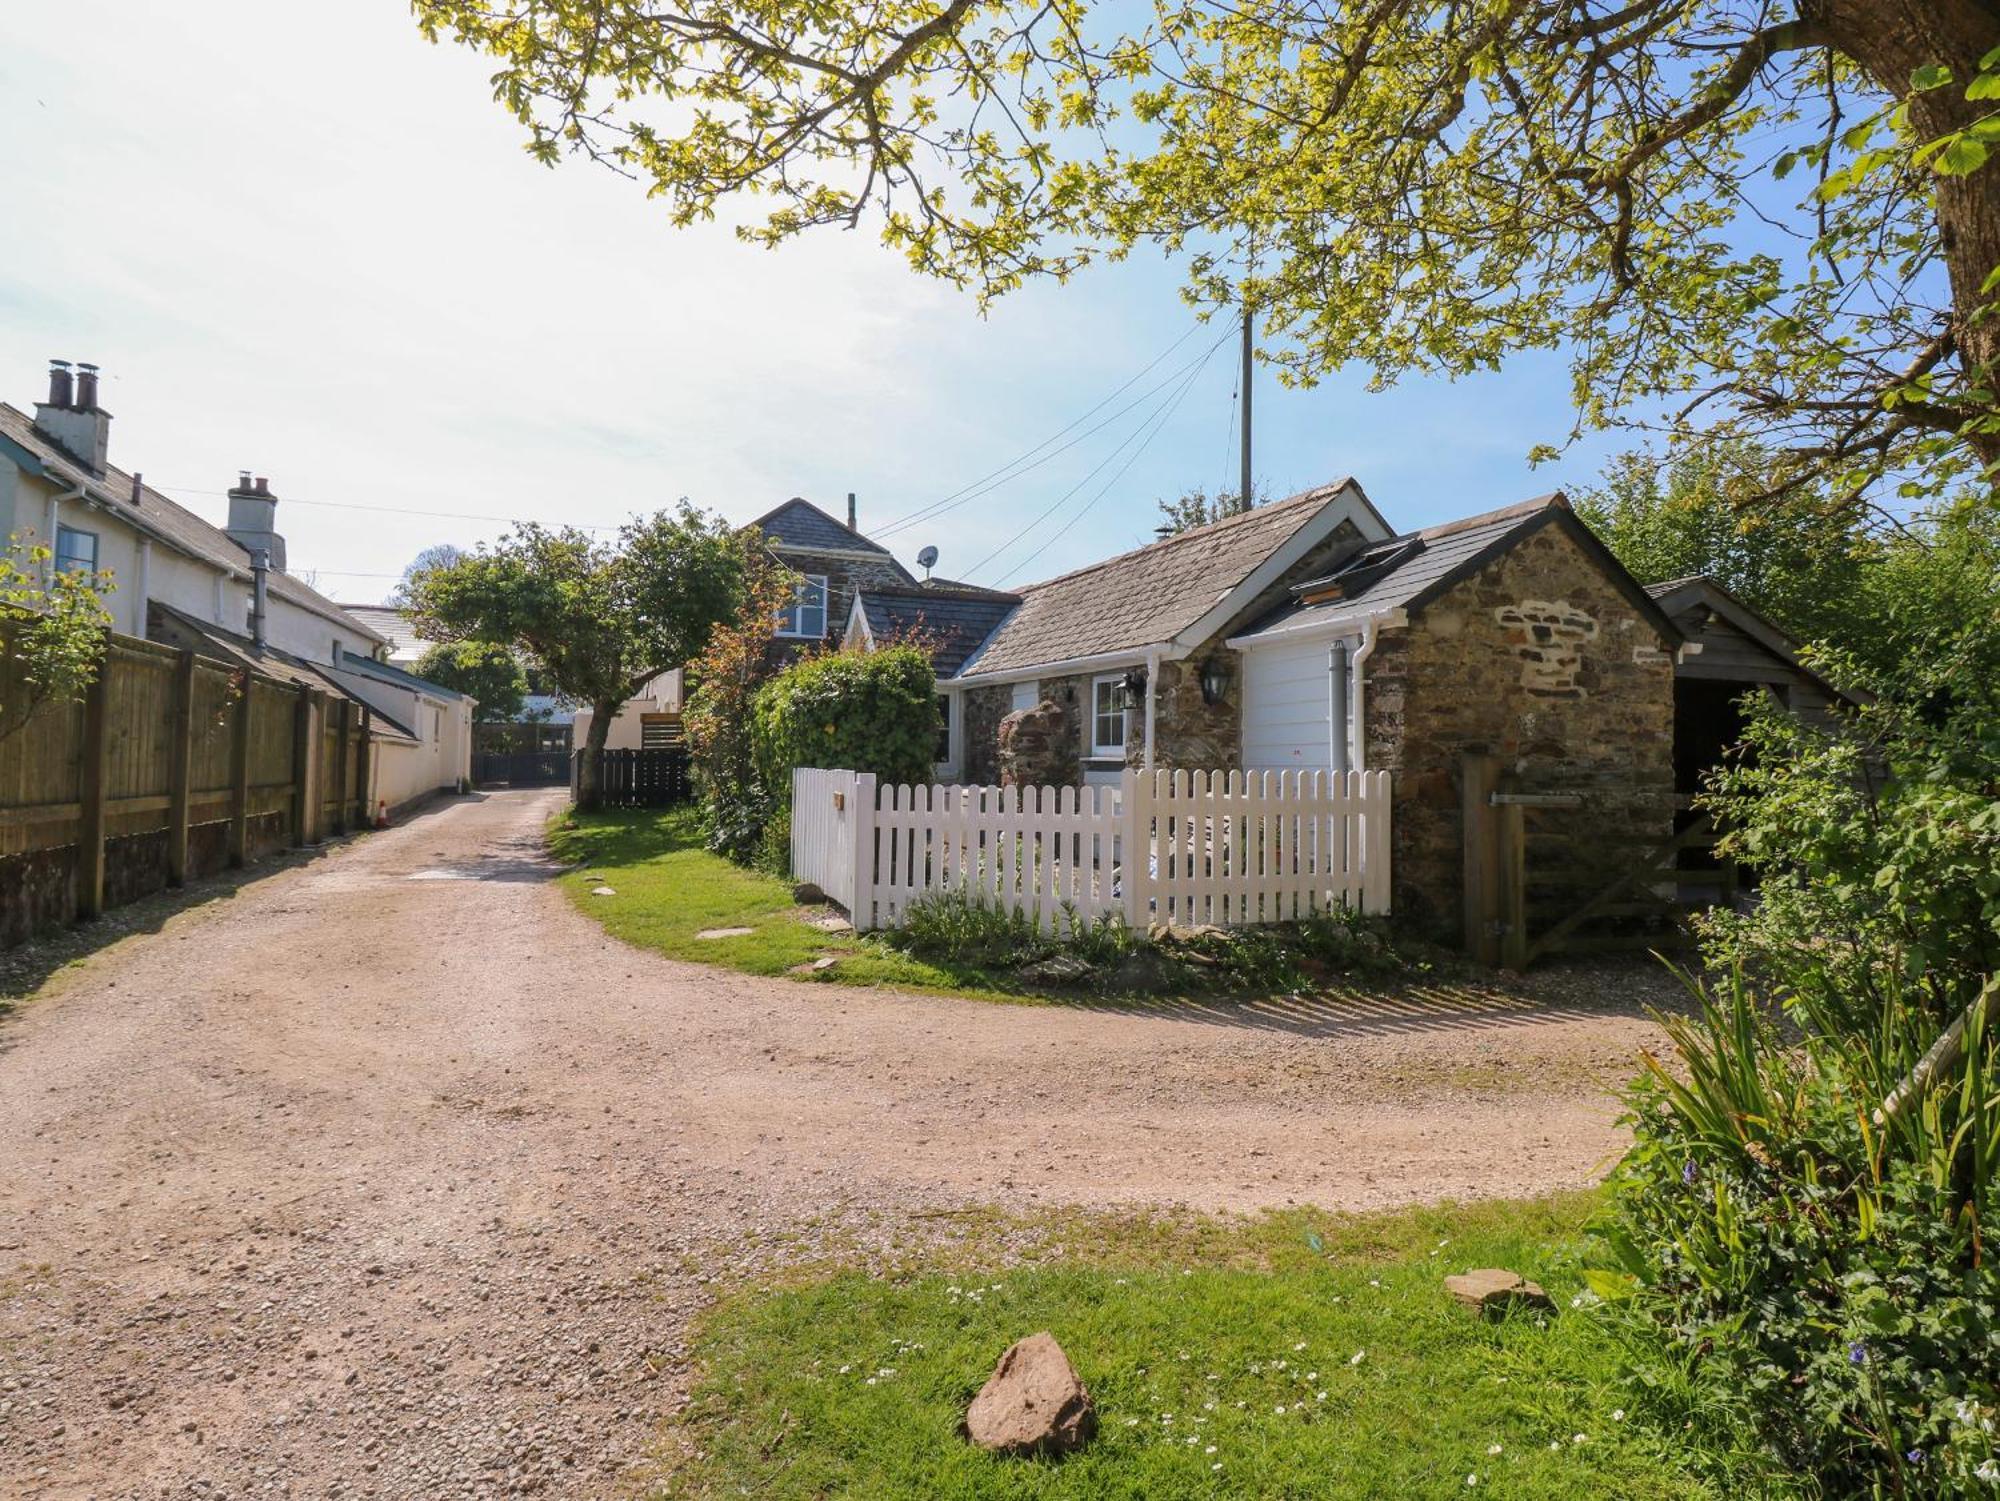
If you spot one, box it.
[916,544,939,579]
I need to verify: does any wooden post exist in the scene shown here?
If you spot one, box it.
[227,675,253,867]
[1460,753,1501,964]
[1497,801,1528,970]
[330,699,352,835]
[165,650,196,884]
[353,708,372,828]
[291,687,314,845]
[849,772,878,931]
[75,657,112,919]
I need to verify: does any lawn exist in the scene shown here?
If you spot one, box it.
[651,1193,1790,1500]
[545,806,1018,995]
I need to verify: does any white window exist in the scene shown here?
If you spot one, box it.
[934,694,952,766]
[776,575,829,638]
[1090,674,1128,759]
[54,525,98,574]
[1010,680,1038,713]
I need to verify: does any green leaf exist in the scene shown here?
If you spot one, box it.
[1910,63,1953,93]
[1937,137,1992,176]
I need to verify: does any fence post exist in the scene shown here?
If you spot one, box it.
[330,699,352,835]
[75,657,112,919]
[1460,752,1501,964]
[849,771,877,931]
[227,674,253,866]
[291,688,315,845]
[1120,767,1146,928]
[353,708,372,826]
[1497,801,1528,970]
[165,648,196,885]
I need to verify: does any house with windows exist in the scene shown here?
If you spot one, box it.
[0,359,471,816]
[848,481,1689,934]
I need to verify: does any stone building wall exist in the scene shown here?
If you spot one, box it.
[961,683,1012,785]
[1147,647,1240,771]
[1361,522,1676,937]
[763,547,913,668]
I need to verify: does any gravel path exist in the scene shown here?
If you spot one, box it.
[0,788,1676,1499]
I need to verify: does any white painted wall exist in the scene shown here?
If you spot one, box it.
[570,670,683,750]
[328,665,473,813]
[1240,636,1350,773]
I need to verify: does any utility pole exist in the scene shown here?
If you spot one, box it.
[1238,300,1254,507]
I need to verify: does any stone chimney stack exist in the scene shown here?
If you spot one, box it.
[33,359,112,472]
[225,471,287,574]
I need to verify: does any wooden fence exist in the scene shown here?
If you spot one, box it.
[0,627,371,947]
[792,766,1392,933]
[573,747,694,808]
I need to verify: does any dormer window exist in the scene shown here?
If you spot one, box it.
[776,575,829,638]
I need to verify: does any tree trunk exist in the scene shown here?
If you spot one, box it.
[575,697,618,813]
[1818,0,2000,458]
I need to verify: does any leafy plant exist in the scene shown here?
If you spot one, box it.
[684,553,794,862]
[411,640,530,722]
[0,536,112,740]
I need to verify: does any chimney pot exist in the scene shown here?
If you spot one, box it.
[46,360,74,408]
[254,476,270,496]
[237,470,252,491]
[33,359,110,470]
[74,363,100,409]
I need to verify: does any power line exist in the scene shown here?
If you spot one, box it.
[976,335,1225,585]
[866,323,1206,542]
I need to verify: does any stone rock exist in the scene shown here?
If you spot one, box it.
[1443,1268,1552,1314]
[590,886,617,897]
[787,956,841,975]
[793,881,827,905]
[1017,954,1094,985]
[1108,949,1180,995]
[997,701,1079,788]
[963,1332,1095,1457]
[693,926,756,940]
[807,914,853,933]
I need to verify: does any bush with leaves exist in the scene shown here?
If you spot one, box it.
[682,556,793,863]
[749,643,939,847]
[1594,509,2000,1494]
[1,537,112,740]
[412,640,530,722]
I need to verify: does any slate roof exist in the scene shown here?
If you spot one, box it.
[1233,494,1682,647]
[954,480,1370,678]
[337,649,472,703]
[336,604,430,662]
[0,404,387,646]
[752,497,902,561]
[853,579,1022,677]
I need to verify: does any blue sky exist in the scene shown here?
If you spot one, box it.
[1,1,1625,603]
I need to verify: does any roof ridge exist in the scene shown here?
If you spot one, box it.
[1014,478,1355,596]
[1413,492,1565,543]
[751,495,892,555]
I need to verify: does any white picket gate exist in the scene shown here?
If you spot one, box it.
[791,766,1391,933]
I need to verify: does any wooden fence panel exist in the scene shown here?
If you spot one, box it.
[247,681,297,789]
[189,664,238,796]
[107,647,176,802]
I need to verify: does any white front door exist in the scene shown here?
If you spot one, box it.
[1240,637,1340,772]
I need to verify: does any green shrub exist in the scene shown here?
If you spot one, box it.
[1596,538,2000,1494]
[881,887,1057,968]
[751,644,939,797]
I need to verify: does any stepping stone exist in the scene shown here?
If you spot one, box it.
[694,926,756,939]
[591,886,617,897]
[807,915,852,933]
[1443,1267,1552,1314]
[788,957,841,975]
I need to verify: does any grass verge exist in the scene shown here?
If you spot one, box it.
[546,806,1022,995]
[651,1193,1788,1500]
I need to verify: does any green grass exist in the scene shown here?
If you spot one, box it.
[545,807,1021,995]
[652,1194,1790,1500]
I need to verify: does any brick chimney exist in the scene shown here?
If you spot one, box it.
[33,359,112,472]
[225,471,288,573]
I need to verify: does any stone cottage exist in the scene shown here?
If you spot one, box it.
[853,483,1685,935]
[750,496,918,667]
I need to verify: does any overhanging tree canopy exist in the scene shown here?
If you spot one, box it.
[415,0,2000,508]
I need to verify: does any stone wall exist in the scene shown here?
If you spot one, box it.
[764,547,914,668]
[961,684,1012,785]
[997,700,1079,787]
[1362,521,1676,937]
[1149,647,1239,771]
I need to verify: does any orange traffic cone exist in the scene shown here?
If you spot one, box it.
[374,799,389,829]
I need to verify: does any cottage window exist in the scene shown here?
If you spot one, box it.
[776,575,829,638]
[54,525,98,575]
[1090,674,1128,759]
[934,694,952,765]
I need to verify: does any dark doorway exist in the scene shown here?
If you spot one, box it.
[1674,677,1760,797]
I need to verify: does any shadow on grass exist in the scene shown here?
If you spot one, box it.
[549,806,1693,1043]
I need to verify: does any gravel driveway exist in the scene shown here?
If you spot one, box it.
[0,788,1675,1498]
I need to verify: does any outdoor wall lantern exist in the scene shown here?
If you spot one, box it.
[1199,657,1232,706]
[1121,667,1148,704]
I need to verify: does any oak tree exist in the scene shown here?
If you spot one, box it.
[415,0,2000,510]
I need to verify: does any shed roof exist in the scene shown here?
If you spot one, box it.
[336,604,430,661]
[852,579,1022,677]
[0,404,387,646]
[953,479,1388,679]
[1232,494,1682,647]
[1644,574,1861,703]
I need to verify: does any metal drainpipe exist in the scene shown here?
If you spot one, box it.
[1329,639,1351,774]
[134,539,151,636]
[250,550,270,649]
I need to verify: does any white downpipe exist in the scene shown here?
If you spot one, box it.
[134,538,152,636]
[1348,615,1385,772]
[1142,648,1160,772]
[1329,639,1351,774]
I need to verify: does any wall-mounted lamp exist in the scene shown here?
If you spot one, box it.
[1199,657,1232,706]
[1121,666,1148,705]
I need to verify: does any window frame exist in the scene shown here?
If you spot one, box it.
[775,575,830,639]
[53,524,98,575]
[1089,673,1129,759]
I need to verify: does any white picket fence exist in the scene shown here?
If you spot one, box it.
[790,766,1391,933]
